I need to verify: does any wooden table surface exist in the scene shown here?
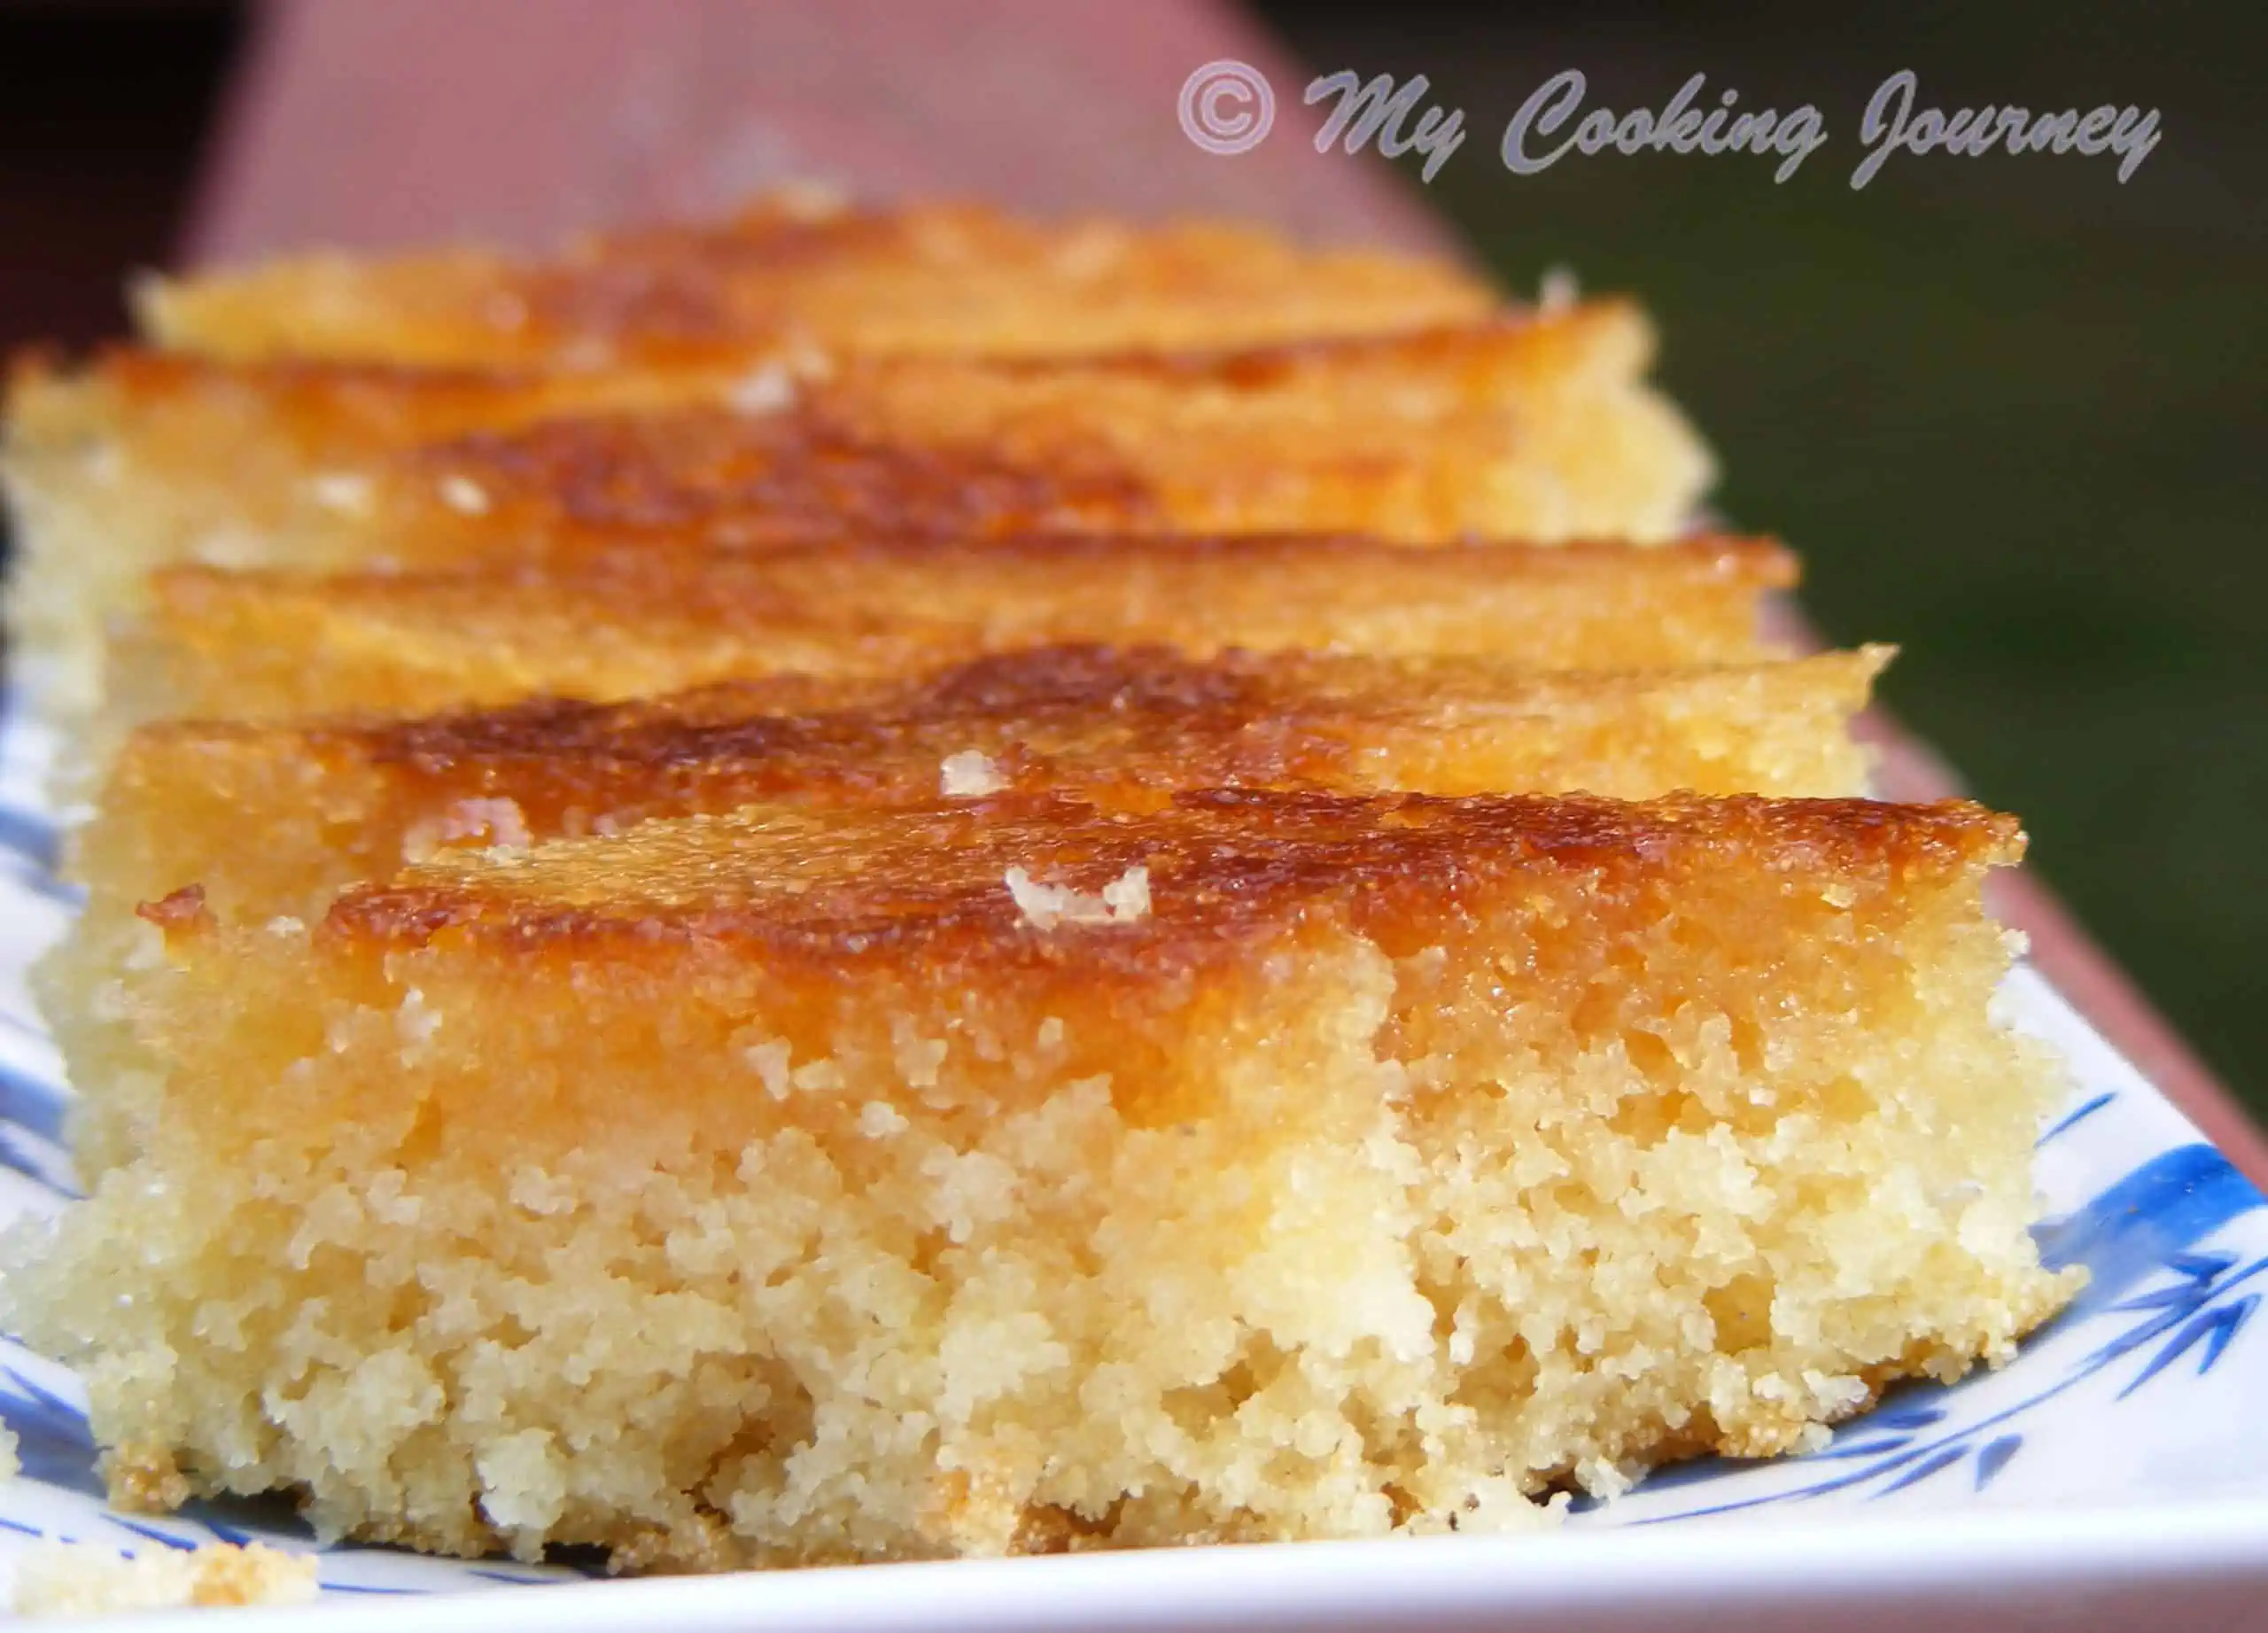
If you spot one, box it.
[183,0,2268,1185]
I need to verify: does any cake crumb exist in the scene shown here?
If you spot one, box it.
[104,1443,188,1514]
[858,1101,909,1138]
[0,1425,18,1481]
[743,1039,793,1099]
[726,362,798,416]
[11,1540,318,1617]
[397,988,442,1054]
[773,180,850,220]
[403,797,532,862]
[79,442,123,486]
[1005,864,1150,929]
[1100,865,1151,921]
[305,470,375,517]
[556,336,614,370]
[438,474,491,516]
[940,750,1007,797]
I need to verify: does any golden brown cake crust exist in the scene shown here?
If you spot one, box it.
[16,302,1702,557]
[921,312,1600,385]
[4,346,1158,547]
[115,534,1797,731]
[144,199,1500,368]
[106,535,1796,748]
[19,306,1647,463]
[411,408,1159,540]
[335,644,1869,801]
[35,309,1627,424]
[291,789,2018,972]
[357,642,1326,767]
[70,647,1862,896]
[8,344,707,448]
[150,531,1793,619]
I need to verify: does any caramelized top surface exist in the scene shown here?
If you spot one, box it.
[15,304,1703,554]
[812,306,1650,446]
[38,308,1629,439]
[137,535,1796,717]
[151,531,1790,629]
[392,307,1681,545]
[299,789,2020,976]
[141,198,1499,369]
[400,409,1158,544]
[238,644,1870,812]
[9,346,713,452]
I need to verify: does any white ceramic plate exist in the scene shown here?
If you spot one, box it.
[3,692,2264,1629]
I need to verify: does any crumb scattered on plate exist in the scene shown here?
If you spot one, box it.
[11,1540,317,1618]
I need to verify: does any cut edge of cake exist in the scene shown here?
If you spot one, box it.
[2,790,2081,1568]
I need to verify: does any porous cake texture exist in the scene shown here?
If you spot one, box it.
[4,307,1710,712]
[1,791,2079,1569]
[137,197,1497,368]
[46,644,1884,1178]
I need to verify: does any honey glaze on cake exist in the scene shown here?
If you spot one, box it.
[17,351,1148,542]
[12,346,697,451]
[337,643,1877,813]
[505,205,1499,362]
[300,790,2023,994]
[405,409,1159,542]
[9,302,1705,590]
[145,531,1793,625]
[372,305,1707,551]
[812,306,1712,543]
[114,535,1797,730]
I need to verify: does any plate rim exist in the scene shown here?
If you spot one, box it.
[51,1499,2268,1632]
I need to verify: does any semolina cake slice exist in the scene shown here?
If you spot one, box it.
[82,644,1891,926]
[1,789,2079,1569]
[47,644,1885,1178]
[4,307,1708,711]
[138,195,1497,369]
[87,535,1795,762]
[3,353,1146,712]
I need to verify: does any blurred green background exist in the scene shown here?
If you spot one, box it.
[1264,0,2266,1110]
